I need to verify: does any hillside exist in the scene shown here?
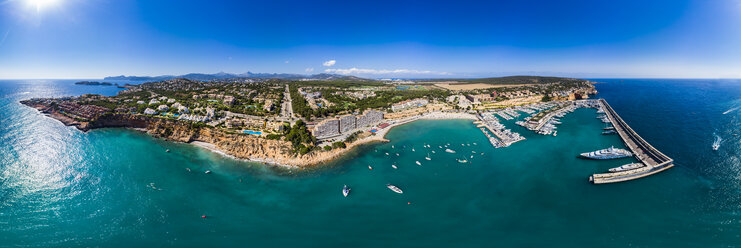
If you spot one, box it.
[417,76,588,85]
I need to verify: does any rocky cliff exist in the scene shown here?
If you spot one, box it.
[89,114,377,167]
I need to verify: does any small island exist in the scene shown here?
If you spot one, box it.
[75,81,114,86]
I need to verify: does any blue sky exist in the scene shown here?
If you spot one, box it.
[1,0,740,79]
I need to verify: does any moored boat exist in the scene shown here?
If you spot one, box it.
[386,184,403,194]
[608,163,645,172]
[602,130,617,135]
[342,185,350,197]
[580,146,632,160]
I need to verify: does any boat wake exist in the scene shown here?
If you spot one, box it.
[723,106,739,115]
[713,133,722,151]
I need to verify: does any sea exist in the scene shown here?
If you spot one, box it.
[1,79,740,247]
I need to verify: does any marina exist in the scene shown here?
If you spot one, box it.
[476,112,525,148]
[589,99,674,184]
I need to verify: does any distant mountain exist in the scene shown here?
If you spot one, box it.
[104,72,373,81]
[416,75,588,85]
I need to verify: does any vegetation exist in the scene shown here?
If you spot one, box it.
[284,120,316,152]
[289,84,314,119]
[344,131,362,143]
[331,141,346,149]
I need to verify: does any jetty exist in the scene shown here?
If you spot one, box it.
[589,99,674,184]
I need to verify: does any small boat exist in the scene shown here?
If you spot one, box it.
[391,164,398,169]
[166,149,170,153]
[480,153,484,155]
[385,152,389,155]
[396,153,400,156]
[602,130,617,135]
[415,161,422,166]
[608,163,645,172]
[342,185,350,197]
[470,155,473,158]
[412,148,415,152]
[457,159,468,163]
[368,165,373,170]
[425,157,431,161]
[386,184,403,194]
[713,134,722,151]
[185,168,191,172]
[553,131,557,136]
[445,149,456,153]
[472,151,476,153]
[438,146,442,149]
[392,145,395,149]
[205,170,211,174]
[473,143,477,145]
[431,151,436,153]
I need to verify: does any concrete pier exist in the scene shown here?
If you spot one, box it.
[590,99,674,184]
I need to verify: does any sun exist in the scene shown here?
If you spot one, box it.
[26,0,59,12]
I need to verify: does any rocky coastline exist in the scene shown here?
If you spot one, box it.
[21,101,394,167]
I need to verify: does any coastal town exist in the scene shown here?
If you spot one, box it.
[18,75,675,183]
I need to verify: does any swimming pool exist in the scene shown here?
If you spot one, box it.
[242,130,262,135]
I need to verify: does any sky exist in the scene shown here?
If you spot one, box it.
[0,0,740,79]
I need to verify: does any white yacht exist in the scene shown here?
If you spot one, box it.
[386,184,403,194]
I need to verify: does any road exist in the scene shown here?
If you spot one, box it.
[280,84,296,123]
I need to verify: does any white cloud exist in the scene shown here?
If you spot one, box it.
[322,60,336,67]
[305,68,314,73]
[324,67,449,75]
[284,60,290,64]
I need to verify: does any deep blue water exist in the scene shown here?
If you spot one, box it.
[1,79,740,247]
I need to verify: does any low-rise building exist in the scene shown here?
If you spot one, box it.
[391,98,429,112]
[263,100,274,111]
[466,92,497,104]
[144,108,157,115]
[178,114,210,122]
[223,96,235,106]
[178,105,189,113]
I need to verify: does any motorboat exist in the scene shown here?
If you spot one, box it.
[342,185,350,197]
[386,184,403,194]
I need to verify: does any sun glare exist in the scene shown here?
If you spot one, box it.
[26,0,59,12]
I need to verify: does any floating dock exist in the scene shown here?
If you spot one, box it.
[589,99,674,184]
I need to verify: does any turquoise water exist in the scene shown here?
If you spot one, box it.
[242,130,262,135]
[1,79,741,247]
